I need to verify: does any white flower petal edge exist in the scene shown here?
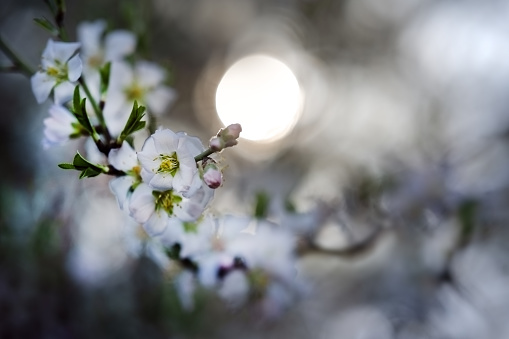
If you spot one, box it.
[108,141,138,171]
[42,105,77,148]
[105,30,137,61]
[31,72,56,104]
[109,176,135,210]
[129,183,156,223]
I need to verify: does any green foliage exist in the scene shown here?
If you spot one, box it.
[33,17,59,36]
[71,86,96,138]
[118,100,146,143]
[58,151,109,178]
[99,62,111,95]
[254,191,270,219]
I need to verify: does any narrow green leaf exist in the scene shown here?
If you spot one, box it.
[79,167,101,179]
[33,17,58,35]
[58,163,76,170]
[72,85,81,114]
[99,62,111,94]
[118,101,147,142]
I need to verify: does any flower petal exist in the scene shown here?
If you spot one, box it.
[53,81,76,105]
[77,20,106,56]
[129,184,155,223]
[143,211,168,237]
[105,30,137,61]
[108,141,138,171]
[67,55,83,82]
[145,86,176,116]
[148,173,173,191]
[48,40,81,63]
[152,129,179,155]
[109,176,135,210]
[31,72,56,103]
[135,61,166,88]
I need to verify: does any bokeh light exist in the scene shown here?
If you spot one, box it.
[215,54,303,142]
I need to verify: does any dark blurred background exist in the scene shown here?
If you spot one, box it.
[2,0,509,338]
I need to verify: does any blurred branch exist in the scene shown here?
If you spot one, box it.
[0,36,35,76]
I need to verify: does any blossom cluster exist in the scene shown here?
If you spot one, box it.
[25,18,306,316]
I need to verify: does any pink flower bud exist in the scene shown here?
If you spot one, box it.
[224,123,242,140]
[217,123,242,148]
[209,137,224,152]
[203,164,223,189]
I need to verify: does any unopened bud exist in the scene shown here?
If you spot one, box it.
[209,136,224,152]
[203,162,223,189]
[217,123,242,149]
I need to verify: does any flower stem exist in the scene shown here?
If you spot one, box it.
[78,77,111,141]
[194,148,214,162]
[0,36,34,76]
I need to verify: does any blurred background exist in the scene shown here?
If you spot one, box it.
[1,0,509,338]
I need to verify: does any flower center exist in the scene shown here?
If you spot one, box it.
[153,190,182,215]
[88,53,104,69]
[46,63,69,82]
[156,153,179,176]
[124,82,145,101]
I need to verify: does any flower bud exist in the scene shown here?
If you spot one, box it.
[209,136,224,152]
[217,123,242,148]
[203,161,223,189]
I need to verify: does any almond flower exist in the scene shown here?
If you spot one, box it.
[31,39,82,104]
[128,181,213,237]
[42,105,80,149]
[108,141,142,210]
[137,129,203,197]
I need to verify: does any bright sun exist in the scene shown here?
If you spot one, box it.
[215,54,303,143]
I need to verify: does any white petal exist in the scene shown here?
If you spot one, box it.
[105,30,137,61]
[143,211,168,237]
[48,40,81,63]
[135,61,166,88]
[31,72,56,103]
[108,61,133,92]
[77,20,106,56]
[108,141,138,171]
[109,176,135,210]
[140,168,155,183]
[148,173,173,191]
[53,81,76,105]
[153,129,179,154]
[145,86,176,116]
[137,152,159,173]
[218,271,249,308]
[157,218,184,247]
[129,184,155,223]
[67,55,83,82]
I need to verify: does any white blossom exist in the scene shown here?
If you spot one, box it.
[137,129,203,196]
[31,39,82,104]
[42,105,79,149]
[108,141,141,210]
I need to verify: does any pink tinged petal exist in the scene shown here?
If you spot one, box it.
[148,173,173,191]
[104,30,137,61]
[108,141,138,171]
[145,86,176,116]
[31,72,56,103]
[50,41,81,63]
[109,176,135,210]
[53,81,75,105]
[152,129,179,154]
[77,20,106,56]
[135,61,166,88]
[67,55,83,81]
[129,184,155,223]
[143,211,169,237]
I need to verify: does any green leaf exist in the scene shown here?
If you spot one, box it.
[58,163,75,170]
[254,191,270,219]
[58,151,108,179]
[99,62,111,94]
[118,100,147,142]
[70,86,95,137]
[33,17,58,35]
